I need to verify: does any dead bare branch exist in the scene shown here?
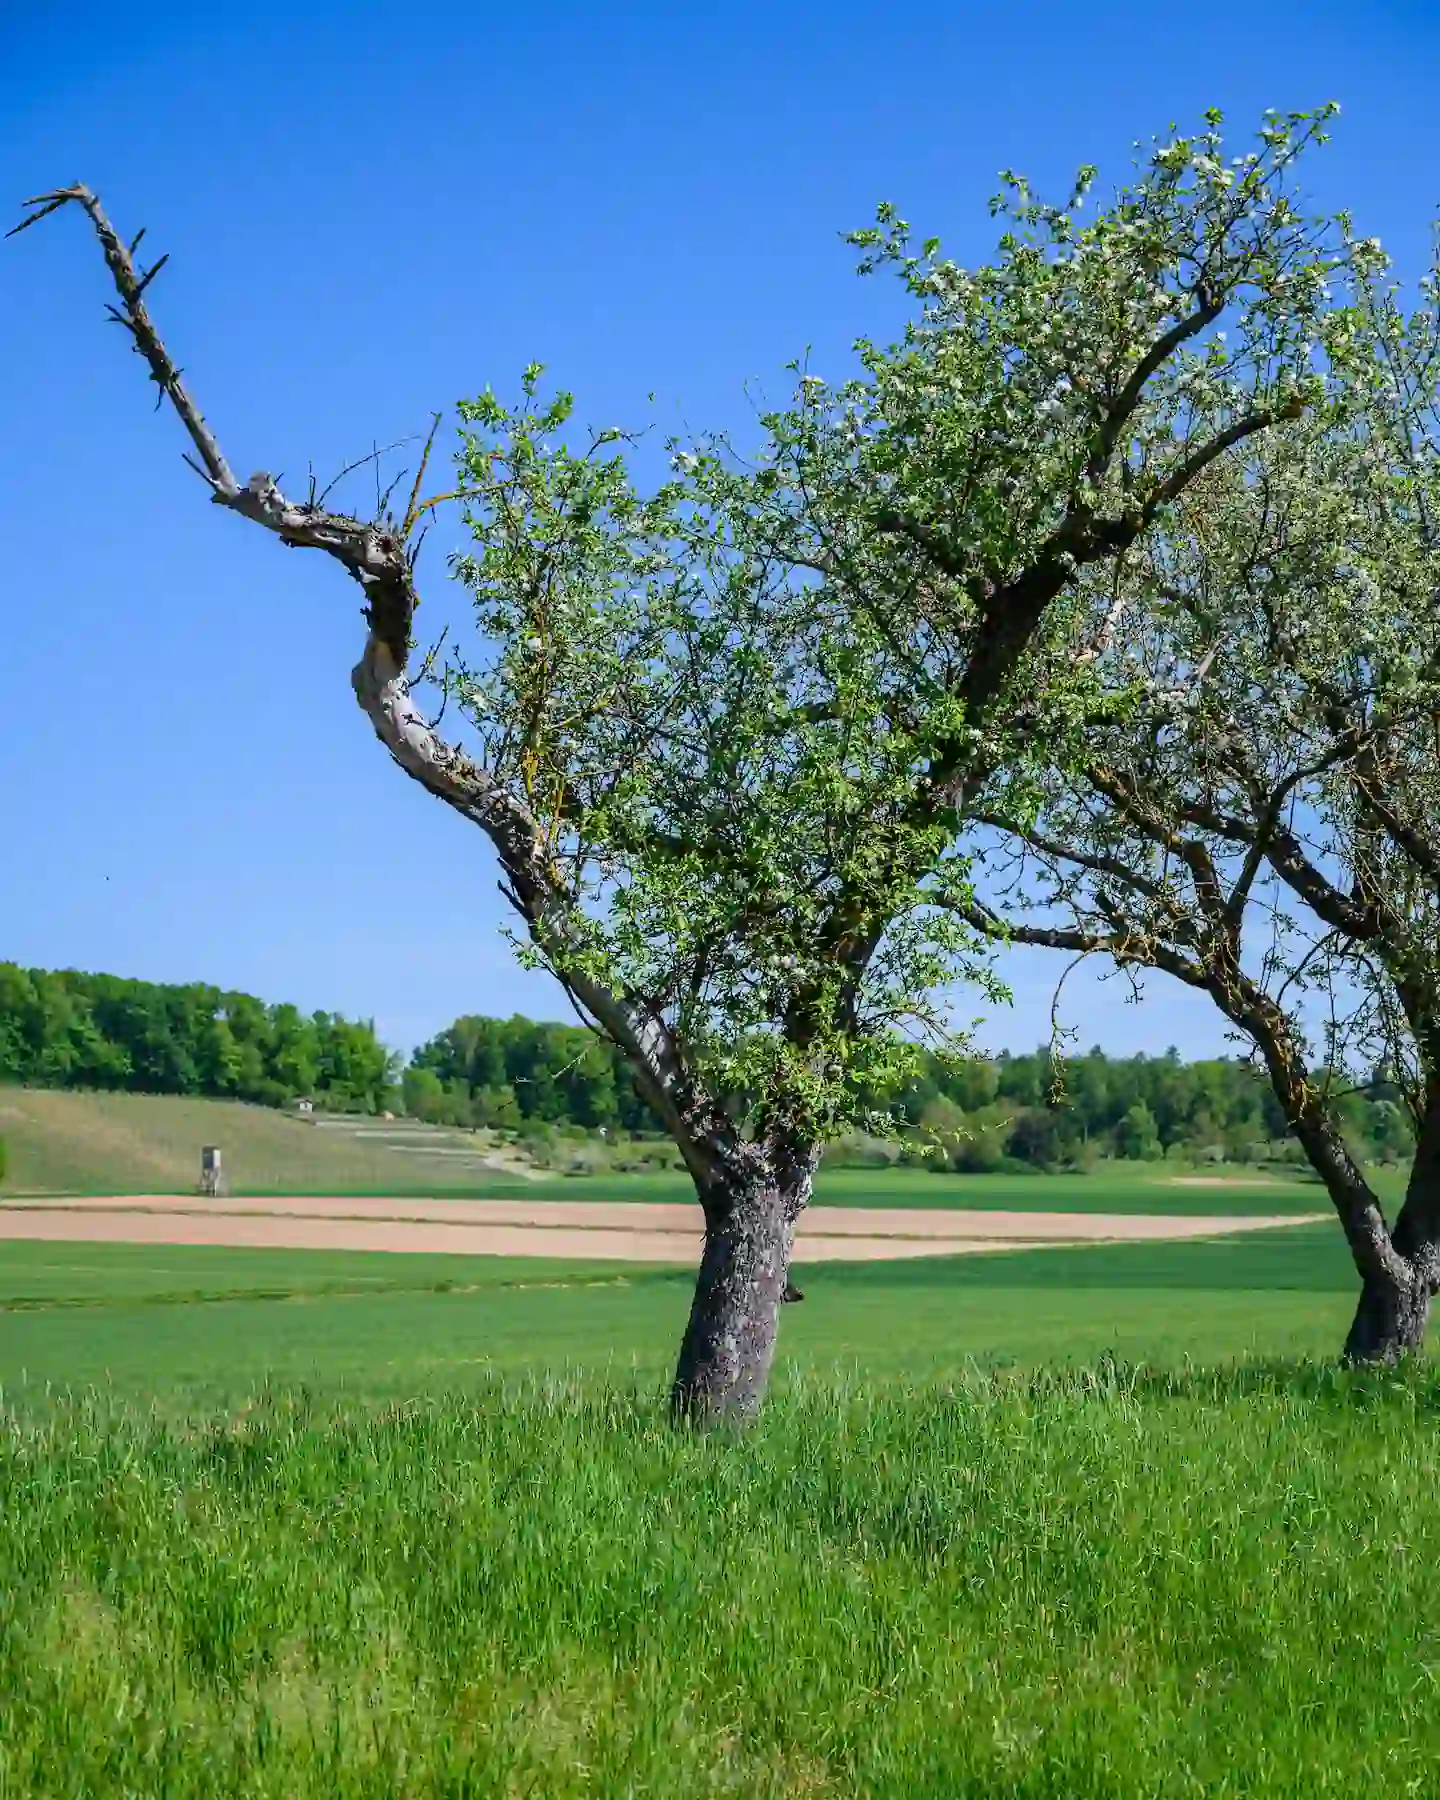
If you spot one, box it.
[13,181,719,1173]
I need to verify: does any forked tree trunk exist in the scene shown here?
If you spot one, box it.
[670,1149,817,1424]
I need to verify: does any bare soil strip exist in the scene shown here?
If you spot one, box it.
[1167,1175,1283,1187]
[0,1195,1327,1264]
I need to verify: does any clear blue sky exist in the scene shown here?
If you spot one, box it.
[3,0,1437,1063]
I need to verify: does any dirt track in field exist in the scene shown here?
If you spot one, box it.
[0,1195,1328,1264]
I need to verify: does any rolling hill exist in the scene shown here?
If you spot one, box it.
[0,1086,537,1196]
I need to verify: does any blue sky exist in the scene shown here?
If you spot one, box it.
[3,0,1437,1063]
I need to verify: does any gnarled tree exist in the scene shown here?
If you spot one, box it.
[965,234,1440,1361]
[15,106,1344,1418]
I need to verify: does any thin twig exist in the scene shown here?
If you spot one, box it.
[314,438,414,512]
[133,251,169,298]
[5,192,76,238]
[402,412,443,538]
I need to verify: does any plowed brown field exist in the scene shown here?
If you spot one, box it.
[0,1195,1327,1263]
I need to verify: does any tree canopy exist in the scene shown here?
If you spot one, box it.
[429,105,1341,1151]
[969,210,1440,1359]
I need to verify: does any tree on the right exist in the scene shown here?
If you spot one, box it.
[965,232,1440,1361]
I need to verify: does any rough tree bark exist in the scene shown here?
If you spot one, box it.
[1198,972,1435,1366]
[670,1142,818,1423]
[1344,1265,1431,1363]
[1345,1105,1440,1362]
[1227,946,1440,1367]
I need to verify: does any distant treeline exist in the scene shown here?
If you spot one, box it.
[405,1015,660,1132]
[408,1014,1415,1169]
[0,964,396,1112]
[0,966,1415,1168]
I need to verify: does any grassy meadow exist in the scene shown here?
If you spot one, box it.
[0,1086,508,1197]
[3,1103,1424,1795]
[4,1358,1439,1797]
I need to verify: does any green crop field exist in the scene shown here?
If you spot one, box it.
[231,1163,1349,1214]
[387,1163,1337,1215]
[0,1224,1357,1412]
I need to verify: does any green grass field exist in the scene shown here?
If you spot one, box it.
[4,1355,1438,1796]
[0,1223,1357,1412]
[378,1163,1334,1215]
[232,1163,1345,1214]
[4,1141,1421,1794]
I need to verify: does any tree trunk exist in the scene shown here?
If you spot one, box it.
[1344,1096,1440,1364]
[669,1149,816,1425]
[1343,1260,1431,1364]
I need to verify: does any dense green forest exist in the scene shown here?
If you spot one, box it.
[0,965,1415,1169]
[0,964,396,1112]
[408,1014,1415,1172]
